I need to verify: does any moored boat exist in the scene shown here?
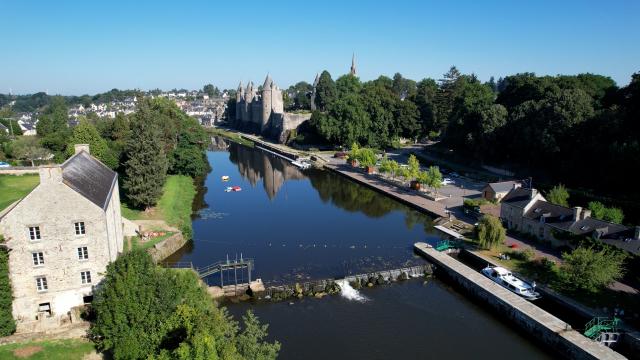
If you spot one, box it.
[221,175,230,181]
[482,265,540,300]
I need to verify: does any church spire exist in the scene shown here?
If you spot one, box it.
[350,53,357,76]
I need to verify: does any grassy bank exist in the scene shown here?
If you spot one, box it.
[0,339,95,360]
[121,175,196,239]
[208,127,254,147]
[0,175,39,212]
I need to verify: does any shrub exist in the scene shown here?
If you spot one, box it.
[476,215,506,250]
[559,246,627,293]
[0,245,16,336]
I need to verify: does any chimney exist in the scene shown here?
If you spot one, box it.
[573,207,582,221]
[39,166,63,184]
[530,188,538,199]
[74,144,90,155]
[582,209,592,220]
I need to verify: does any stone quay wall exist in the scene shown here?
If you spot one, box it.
[414,242,625,360]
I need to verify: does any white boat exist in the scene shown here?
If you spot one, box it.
[292,160,311,170]
[481,265,540,300]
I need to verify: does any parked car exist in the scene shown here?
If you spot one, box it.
[0,161,11,168]
[441,177,454,186]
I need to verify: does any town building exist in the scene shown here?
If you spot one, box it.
[482,180,521,202]
[0,144,135,332]
[500,187,640,254]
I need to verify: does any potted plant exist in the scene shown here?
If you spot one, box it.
[348,143,360,167]
[359,148,377,174]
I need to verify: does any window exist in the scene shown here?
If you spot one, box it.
[74,222,85,235]
[29,226,41,240]
[77,247,89,260]
[36,276,48,292]
[81,271,92,284]
[32,252,44,266]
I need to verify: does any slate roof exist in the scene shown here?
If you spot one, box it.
[486,181,520,194]
[524,200,576,230]
[61,151,117,210]
[501,187,537,208]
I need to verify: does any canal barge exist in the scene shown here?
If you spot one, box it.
[482,265,540,300]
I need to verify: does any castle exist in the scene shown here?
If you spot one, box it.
[233,56,357,142]
[234,74,311,142]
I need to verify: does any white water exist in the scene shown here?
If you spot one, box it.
[336,279,369,302]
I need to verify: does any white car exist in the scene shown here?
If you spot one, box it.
[441,178,453,186]
[0,162,11,168]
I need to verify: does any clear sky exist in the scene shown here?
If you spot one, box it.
[1,0,638,95]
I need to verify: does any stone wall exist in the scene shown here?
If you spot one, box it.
[0,168,39,175]
[414,242,625,360]
[147,232,187,263]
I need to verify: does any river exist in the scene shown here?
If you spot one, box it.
[167,140,553,359]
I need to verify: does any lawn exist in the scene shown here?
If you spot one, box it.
[0,339,95,360]
[208,127,254,147]
[0,174,39,212]
[120,175,196,239]
[130,231,176,251]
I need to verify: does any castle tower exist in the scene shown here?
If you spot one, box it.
[235,81,243,121]
[350,53,357,76]
[261,74,273,130]
[310,73,320,111]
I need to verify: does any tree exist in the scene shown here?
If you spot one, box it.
[588,201,624,224]
[546,184,569,207]
[236,311,281,360]
[37,96,71,159]
[425,166,442,193]
[10,136,52,166]
[348,142,360,161]
[202,84,219,98]
[476,215,506,249]
[407,154,420,179]
[122,99,168,209]
[314,70,337,111]
[90,250,279,360]
[66,118,117,168]
[560,246,626,293]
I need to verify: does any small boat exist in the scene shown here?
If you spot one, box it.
[231,186,242,192]
[224,187,233,192]
[482,265,540,300]
[221,175,230,182]
[292,160,311,170]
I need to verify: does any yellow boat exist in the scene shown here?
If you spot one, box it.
[221,176,230,182]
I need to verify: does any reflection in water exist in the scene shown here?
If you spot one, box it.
[229,142,306,199]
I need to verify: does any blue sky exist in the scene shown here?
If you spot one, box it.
[1,0,638,95]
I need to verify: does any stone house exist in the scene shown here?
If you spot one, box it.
[0,144,132,332]
[482,180,521,202]
[500,187,640,254]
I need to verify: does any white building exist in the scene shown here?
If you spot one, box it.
[0,144,134,332]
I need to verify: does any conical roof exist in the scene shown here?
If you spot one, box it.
[263,73,273,89]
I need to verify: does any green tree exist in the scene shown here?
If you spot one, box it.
[348,142,360,161]
[66,118,118,168]
[236,311,281,360]
[314,70,337,111]
[560,246,626,293]
[202,84,220,98]
[0,244,15,336]
[407,154,420,179]
[91,250,279,360]
[546,184,569,207]
[336,74,363,96]
[123,99,168,209]
[477,215,506,249]
[425,165,442,193]
[10,136,52,166]
[588,201,624,224]
[37,96,71,159]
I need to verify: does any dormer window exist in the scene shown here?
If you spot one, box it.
[29,226,41,241]
[534,208,541,213]
[580,226,589,231]
[75,222,85,235]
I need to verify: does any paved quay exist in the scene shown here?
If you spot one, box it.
[324,163,448,218]
[414,242,626,360]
